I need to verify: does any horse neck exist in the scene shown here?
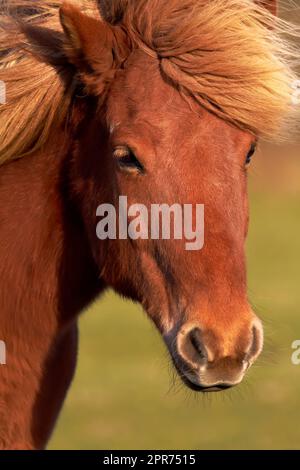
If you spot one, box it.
[0,130,102,331]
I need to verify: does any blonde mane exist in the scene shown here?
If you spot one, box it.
[0,0,299,165]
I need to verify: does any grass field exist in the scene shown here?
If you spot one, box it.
[49,143,300,450]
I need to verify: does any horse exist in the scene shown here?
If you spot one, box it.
[0,0,299,449]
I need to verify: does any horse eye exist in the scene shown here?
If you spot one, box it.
[113,147,144,174]
[245,142,257,166]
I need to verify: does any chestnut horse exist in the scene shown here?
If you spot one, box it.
[0,0,299,449]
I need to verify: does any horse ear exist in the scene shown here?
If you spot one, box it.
[60,2,129,96]
[97,0,128,24]
[256,1,278,16]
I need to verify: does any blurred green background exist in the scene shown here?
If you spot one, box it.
[49,1,300,450]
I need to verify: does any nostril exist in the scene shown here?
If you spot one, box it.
[188,328,208,364]
[246,321,264,363]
